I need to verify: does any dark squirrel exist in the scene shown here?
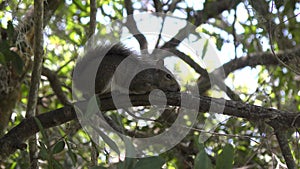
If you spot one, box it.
[73,44,180,97]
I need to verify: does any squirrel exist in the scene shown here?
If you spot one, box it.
[73,43,180,98]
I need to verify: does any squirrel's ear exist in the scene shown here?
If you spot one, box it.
[156,59,164,68]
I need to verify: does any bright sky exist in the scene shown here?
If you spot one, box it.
[200,3,262,95]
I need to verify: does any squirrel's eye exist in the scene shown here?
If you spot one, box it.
[165,74,172,80]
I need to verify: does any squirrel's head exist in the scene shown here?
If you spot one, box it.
[129,59,180,94]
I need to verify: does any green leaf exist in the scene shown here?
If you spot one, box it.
[93,127,120,155]
[34,117,49,145]
[216,144,234,169]
[0,52,6,65]
[68,150,77,165]
[0,41,10,54]
[52,140,65,154]
[123,157,135,169]
[133,156,165,169]
[38,141,48,160]
[7,21,15,42]
[123,136,138,158]
[0,40,24,74]
[73,0,86,11]
[194,150,213,169]
[66,140,77,165]
[85,96,100,118]
[90,166,107,169]
[216,38,224,50]
[10,50,24,74]
[117,158,136,169]
[195,140,203,150]
[9,161,17,169]
[52,159,64,169]
[194,143,213,169]
[201,39,209,59]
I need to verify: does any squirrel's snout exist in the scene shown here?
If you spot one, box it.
[168,84,180,92]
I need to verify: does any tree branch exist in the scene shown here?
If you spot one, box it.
[124,0,148,50]
[41,67,71,106]
[0,93,299,160]
[25,0,44,168]
[153,0,162,12]
[198,45,300,93]
[88,0,97,38]
[169,49,241,100]
[161,0,240,49]
[274,128,297,169]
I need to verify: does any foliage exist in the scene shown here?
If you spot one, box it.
[0,0,299,168]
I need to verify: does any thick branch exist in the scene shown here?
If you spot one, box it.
[0,93,299,159]
[0,106,75,159]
